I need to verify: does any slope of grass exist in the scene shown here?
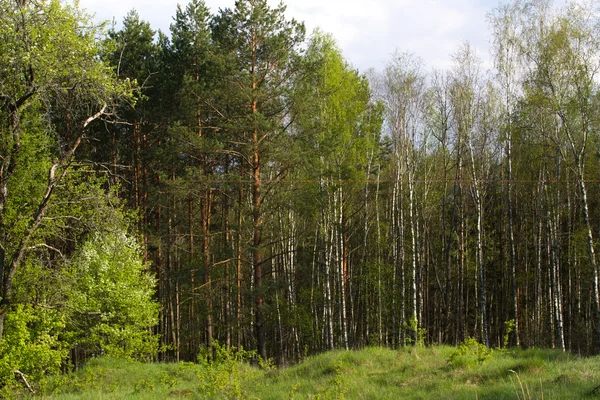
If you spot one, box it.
[5,345,600,399]
[251,346,600,399]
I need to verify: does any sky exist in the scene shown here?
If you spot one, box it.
[77,0,505,73]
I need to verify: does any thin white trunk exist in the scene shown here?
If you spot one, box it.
[550,214,565,350]
[310,223,319,351]
[398,159,406,346]
[363,149,374,343]
[546,218,555,349]
[577,168,600,351]
[391,161,399,346]
[467,135,489,348]
[324,188,335,350]
[536,170,544,344]
[507,130,519,346]
[408,167,418,343]
[376,166,383,345]
[325,232,334,350]
[274,261,284,360]
[337,187,349,350]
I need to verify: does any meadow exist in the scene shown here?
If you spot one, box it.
[4,342,600,399]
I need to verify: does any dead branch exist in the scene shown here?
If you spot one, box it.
[14,370,35,394]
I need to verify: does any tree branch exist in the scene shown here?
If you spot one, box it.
[14,370,35,394]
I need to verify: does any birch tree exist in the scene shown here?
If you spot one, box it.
[450,43,491,348]
[380,52,427,344]
[517,0,600,351]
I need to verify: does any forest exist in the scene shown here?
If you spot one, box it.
[2,0,600,386]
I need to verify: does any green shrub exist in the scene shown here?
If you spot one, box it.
[196,341,257,399]
[448,337,492,368]
[0,304,68,388]
[405,318,427,346]
[502,319,516,350]
[65,232,159,361]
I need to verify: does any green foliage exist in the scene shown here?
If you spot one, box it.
[295,31,380,180]
[405,318,427,347]
[503,319,516,350]
[0,305,67,388]
[0,2,134,382]
[2,107,53,253]
[6,0,600,378]
[448,337,493,368]
[0,0,131,123]
[134,377,155,393]
[64,232,159,361]
[0,171,153,388]
[107,10,157,82]
[196,341,257,399]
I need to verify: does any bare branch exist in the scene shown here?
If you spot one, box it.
[26,243,65,259]
[83,104,107,128]
[14,370,35,394]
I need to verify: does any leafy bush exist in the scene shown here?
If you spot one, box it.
[64,232,159,361]
[405,318,427,346]
[0,305,68,388]
[448,337,492,368]
[502,319,516,350]
[196,341,257,399]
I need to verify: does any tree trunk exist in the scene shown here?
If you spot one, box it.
[506,128,520,347]
[202,190,213,357]
[467,135,489,348]
[338,187,349,350]
[576,163,600,352]
[408,167,418,344]
[252,144,265,361]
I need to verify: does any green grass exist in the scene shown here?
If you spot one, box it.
[5,345,600,399]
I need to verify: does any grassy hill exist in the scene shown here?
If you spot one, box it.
[5,344,600,399]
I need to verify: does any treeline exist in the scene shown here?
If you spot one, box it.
[102,0,600,360]
[2,0,600,383]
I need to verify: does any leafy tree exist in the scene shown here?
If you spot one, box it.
[380,51,429,345]
[64,231,158,361]
[0,170,155,384]
[0,0,130,343]
[294,31,381,350]
[512,0,600,351]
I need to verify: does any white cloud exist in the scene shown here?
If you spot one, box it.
[78,0,496,72]
[282,0,494,72]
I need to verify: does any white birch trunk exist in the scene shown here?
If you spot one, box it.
[467,134,489,348]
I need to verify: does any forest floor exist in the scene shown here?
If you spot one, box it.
[5,344,600,399]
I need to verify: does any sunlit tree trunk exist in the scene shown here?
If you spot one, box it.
[467,135,489,348]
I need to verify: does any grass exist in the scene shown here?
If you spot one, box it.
[4,345,600,399]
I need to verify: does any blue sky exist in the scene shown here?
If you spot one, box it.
[78,0,514,73]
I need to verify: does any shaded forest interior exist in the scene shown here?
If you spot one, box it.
[2,0,600,378]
